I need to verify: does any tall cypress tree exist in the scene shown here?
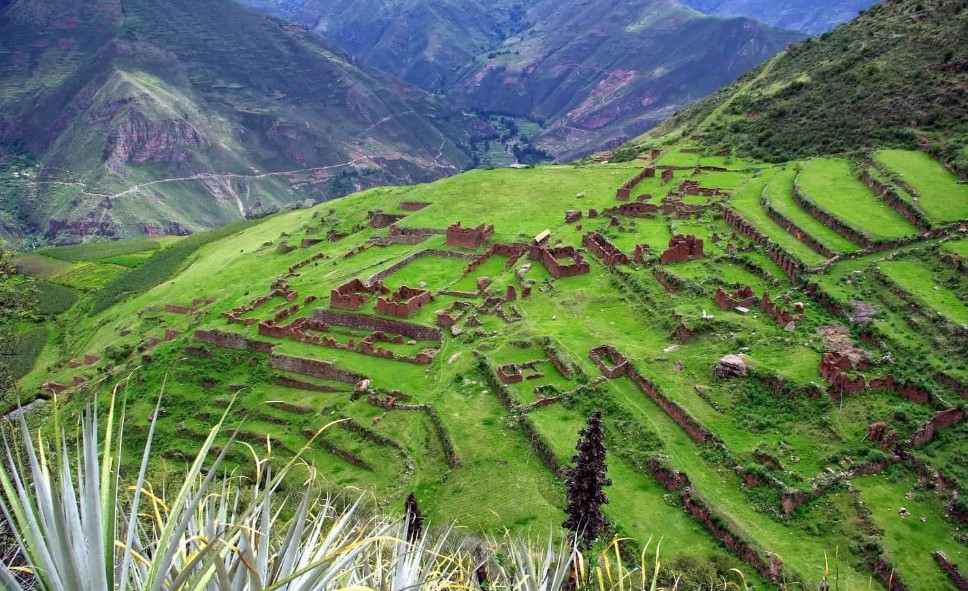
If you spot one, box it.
[562,411,611,549]
[404,492,424,543]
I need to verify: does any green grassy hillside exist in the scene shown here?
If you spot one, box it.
[13,133,968,587]
[0,0,487,246]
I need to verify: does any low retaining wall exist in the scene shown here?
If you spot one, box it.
[312,309,441,341]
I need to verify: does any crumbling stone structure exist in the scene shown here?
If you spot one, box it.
[368,210,406,228]
[714,286,757,311]
[909,408,967,447]
[446,222,494,249]
[616,167,656,200]
[435,301,472,327]
[528,245,590,278]
[583,232,630,266]
[760,292,804,326]
[661,169,674,184]
[288,251,327,274]
[164,304,197,315]
[376,286,433,318]
[545,347,573,378]
[368,249,477,283]
[589,344,629,379]
[659,235,703,264]
[330,278,389,310]
[565,210,582,224]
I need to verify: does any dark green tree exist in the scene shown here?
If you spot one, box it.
[562,411,611,548]
[404,492,424,543]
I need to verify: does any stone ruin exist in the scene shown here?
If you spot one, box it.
[368,210,407,228]
[399,201,430,211]
[659,235,704,264]
[330,278,389,311]
[497,359,547,384]
[589,344,629,379]
[616,166,656,201]
[661,169,674,184]
[376,286,433,318]
[528,244,590,279]
[435,301,473,327]
[565,210,583,224]
[582,232,630,266]
[446,221,494,249]
[373,225,446,246]
[714,286,758,312]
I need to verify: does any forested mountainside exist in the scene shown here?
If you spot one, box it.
[0,0,485,246]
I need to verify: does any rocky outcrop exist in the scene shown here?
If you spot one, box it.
[103,109,208,178]
[714,355,747,379]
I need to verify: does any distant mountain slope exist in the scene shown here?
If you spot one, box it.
[0,0,481,245]
[238,0,527,91]
[680,0,879,35]
[239,0,802,161]
[632,0,968,173]
[448,0,802,160]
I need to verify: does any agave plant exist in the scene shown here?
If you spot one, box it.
[0,378,695,591]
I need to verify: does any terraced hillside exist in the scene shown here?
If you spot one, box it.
[14,133,968,588]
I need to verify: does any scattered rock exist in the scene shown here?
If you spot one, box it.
[355,379,371,392]
[849,300,879,324]
[714,354,747,379]
[735,306,750,315]
[447,352,461,364]
[784,321,796,332]
[451,325,463,337]
[663,344,681,353]
[899,507,909,518]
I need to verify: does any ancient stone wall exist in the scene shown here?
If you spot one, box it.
[589,344,629,379]
[368,211,406,228]
[909,408,966,447]
[714,286,757,311]
[659,235,703,264]
[582,232,630,266]
[376,286,432,318]
[528,245,590,278]
[399,201,431,211]
[629,367,718,445]
[762,199,836,258]
[269,353,364,383]
[446,222,494,249]
[330,278,388,310]
[861,168,931,232]
[616,167,656,200]
[164,304,196,315]
[274,376,345,393]
[368,249,477,283]
[722,207,804,283]
[933,551,968,590]
[312,309,441,340]
[194,329,274,353]
[646,457,691,491]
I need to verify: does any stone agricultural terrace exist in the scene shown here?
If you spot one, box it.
[24,144,968,591]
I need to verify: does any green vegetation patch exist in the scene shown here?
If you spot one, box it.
[32,280,78,316]
[766,164,861,253]
[35,239,161,262]
[879,259,968,324]
[48,261,129,291]
[729,170,826,265]
[798,158,918,241]
[875,149,968,223]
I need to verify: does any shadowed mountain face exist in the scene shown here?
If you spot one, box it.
[680,0,880,35]
[447,0,802,160]
[239,0,801,161]
[0,0,482,244]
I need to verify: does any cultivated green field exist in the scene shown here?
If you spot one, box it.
[798,159,919,241]
[13,142,968,590]
[875,149,968,223]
